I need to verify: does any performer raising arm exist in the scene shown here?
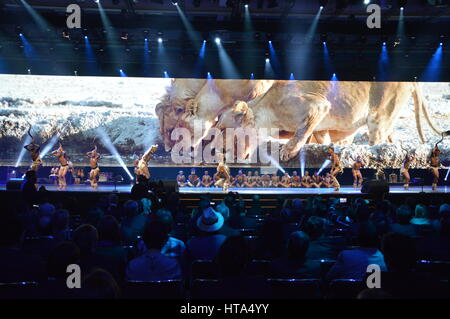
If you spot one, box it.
[214,159,231,191]
[327,147,343,191]
[430,145,441,191]
[136,144,158,180]
[87,145,101,189]
[24,126,42,172]
[352,156,364,189]
[51,143,69,190]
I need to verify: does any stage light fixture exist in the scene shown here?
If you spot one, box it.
[245,4,248,8]
[215,37,221,44]
[265,58,270,63]
[158,37,163,43]
[364,0,370,4]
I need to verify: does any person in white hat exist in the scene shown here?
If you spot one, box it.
[187,207,227,260]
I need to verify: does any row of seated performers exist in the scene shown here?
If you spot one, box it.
[177,169,337,188]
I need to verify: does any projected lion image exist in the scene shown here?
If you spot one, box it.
[0,74,448,168]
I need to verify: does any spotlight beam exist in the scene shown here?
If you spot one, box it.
[317,159,331,175]
[95,127,133,180]
[14,135,32,167]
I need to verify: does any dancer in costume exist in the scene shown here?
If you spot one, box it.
[291,171,301,188]
[352,156,364,189]
[400,153,414,190]
[187,168,200,187]
[87,145,101,188]
[136,144,158,180]
[51,143,69,190]
[327,147,343,191]
[24,126,42,172]
[430,145,441,191]
[214,160,231,191]
[200,170,213,187]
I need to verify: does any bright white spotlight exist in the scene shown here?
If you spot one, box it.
[323,41,326,45]
[319,6,323,10]
[245,4,248,8]
[95,127,133,180]
[15,135,32,168]
[364,0,370,4]
[383,42,386,46]
[400,7,404,10]
[317,159,331,175]
[158,37,163,43]
[265,58,270,63]
[440,43,443,46]
[215,37,221,44]
[269,40,272,44]
[94,0,100,3]
[299,149,305,177]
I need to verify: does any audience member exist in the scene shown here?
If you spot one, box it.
[126,220,182,281]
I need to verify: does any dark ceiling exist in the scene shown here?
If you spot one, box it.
[0,0,449,80]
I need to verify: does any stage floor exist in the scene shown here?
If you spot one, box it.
[1,183,450,195]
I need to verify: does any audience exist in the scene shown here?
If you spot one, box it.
[2,182,450,299]
[388,205,418,238]
[326,222,387,281]
[270,231,321,279]
[126,220,182,281]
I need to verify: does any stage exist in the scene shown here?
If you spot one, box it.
[1,183,450,195]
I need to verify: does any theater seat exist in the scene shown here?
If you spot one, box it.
[123,280,184,299]
[245,260,271,278]
[190,279,221,299]
[416,260,450,280]
[191,260,218,280]
[267,278,322,299]
[318,259,336,279]
[0,282,40,299]
[327,279,365,299]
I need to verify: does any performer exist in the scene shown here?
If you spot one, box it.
[352,156,364,189]
[311,172,323,188]
[254,171,262,187]
[243,171,256,188]
[49,167,58,185]
[400,153,414,190]
[301,171,312,188]
[200,170,213,187]
[327,147,343,191]
[24,126,42,172]
[187,168,200,187]
[270,174,280,187]
[51,143,69,190]
[232,172,245,188]
[136,144,158,180]
[87,145,101,189]
[291,171,301,188]
[176,171,187,187]
[214,160,231,191]
[280,172,292,188]
[261,174,271,188]
[323,173,334,188]
[430,145,441,191]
